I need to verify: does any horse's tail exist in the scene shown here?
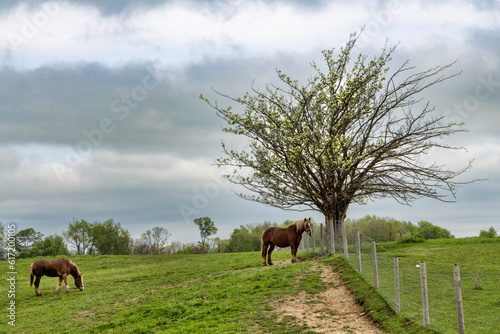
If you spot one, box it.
[30,263,34,287]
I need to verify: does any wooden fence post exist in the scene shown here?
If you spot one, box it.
[355,230,361,273]
[420,262,430,327]
[320,223,324,255]
[342,219,348,259]
[312,230,315,254]
[372,241,379,289]
[454,264,465,334]
[394,257,400,313]
[329,219,335,254]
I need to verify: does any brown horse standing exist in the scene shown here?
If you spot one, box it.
[30,258,84,296]
[261,218,313,265]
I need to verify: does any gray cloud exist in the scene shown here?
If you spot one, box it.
[0,0,499,242]
[0,0,332,16]
[0,0,167,16]
[0,62,221,155]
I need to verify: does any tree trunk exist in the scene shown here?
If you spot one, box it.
[325,216,334,254]
[325,204,349,253]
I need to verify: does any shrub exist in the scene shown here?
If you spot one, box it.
[398,236,425,244]
[479,227,497,238]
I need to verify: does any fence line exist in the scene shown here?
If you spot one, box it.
[301,225,500,334]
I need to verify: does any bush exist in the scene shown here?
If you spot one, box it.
[479,227,497,238]
[345,215,454,242]
[415,221,454,239]
[398,236,425,244]
[177,242,208,254]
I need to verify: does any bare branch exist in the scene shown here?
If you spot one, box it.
[202,32,479,235]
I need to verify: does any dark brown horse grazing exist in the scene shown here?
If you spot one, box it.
[30,258,84,296]
[261,218,313,265]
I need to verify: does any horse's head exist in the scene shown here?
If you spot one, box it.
[75,274,84,291]
[304,218,313,236]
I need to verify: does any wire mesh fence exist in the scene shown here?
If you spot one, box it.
[303,223,500,334]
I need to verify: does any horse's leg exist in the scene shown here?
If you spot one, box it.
[267,244,275,265]
[291,243,297,263]
[261,242,268,265]
[56,277,62,294]
[63,274,71,294]
[34,276,42,296]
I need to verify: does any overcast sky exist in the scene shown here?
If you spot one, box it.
[1,0,499,244]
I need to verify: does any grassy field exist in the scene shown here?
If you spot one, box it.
[378,237,500,266]
[1,251,331,334]
[1,237,498,333]
[346,237,500,334]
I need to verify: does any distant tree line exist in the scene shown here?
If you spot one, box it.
[192,216,498,253]
[346,216,494,242]
[186,219,326,254]
[0,217,497,259]
[345,215,456,242]
[0,219,172,259]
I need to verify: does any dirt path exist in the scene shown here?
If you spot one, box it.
[271,264,384,333]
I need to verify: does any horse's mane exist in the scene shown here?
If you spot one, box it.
[295,218,309,232]
[67,259,81,275]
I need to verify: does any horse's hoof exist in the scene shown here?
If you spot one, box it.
[268,262,273,266]
[57,291,61,294]
[66,291,71,294]
[36,294,42,297]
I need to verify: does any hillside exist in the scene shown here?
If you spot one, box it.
[6,237,497,333]
[2,251,385,333]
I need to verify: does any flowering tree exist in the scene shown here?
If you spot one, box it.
[202,33,475,252]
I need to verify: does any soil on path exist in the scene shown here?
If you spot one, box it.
[271,264,384,333]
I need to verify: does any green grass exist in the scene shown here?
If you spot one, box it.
[324,256,438,334]
[2,237,498,333]
[0,251,329,334]
[379,237,500,266]
[346,236,500,334]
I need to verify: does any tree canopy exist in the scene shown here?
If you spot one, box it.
[63,218,131,255]
[90,219,131,255]
[202,32,475,251]
[193,217,218,248]
[31,235,70,257]
[63,218,93,255]
[16,228,44,257]
[479,227,497,238]
[141,227,172,255]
